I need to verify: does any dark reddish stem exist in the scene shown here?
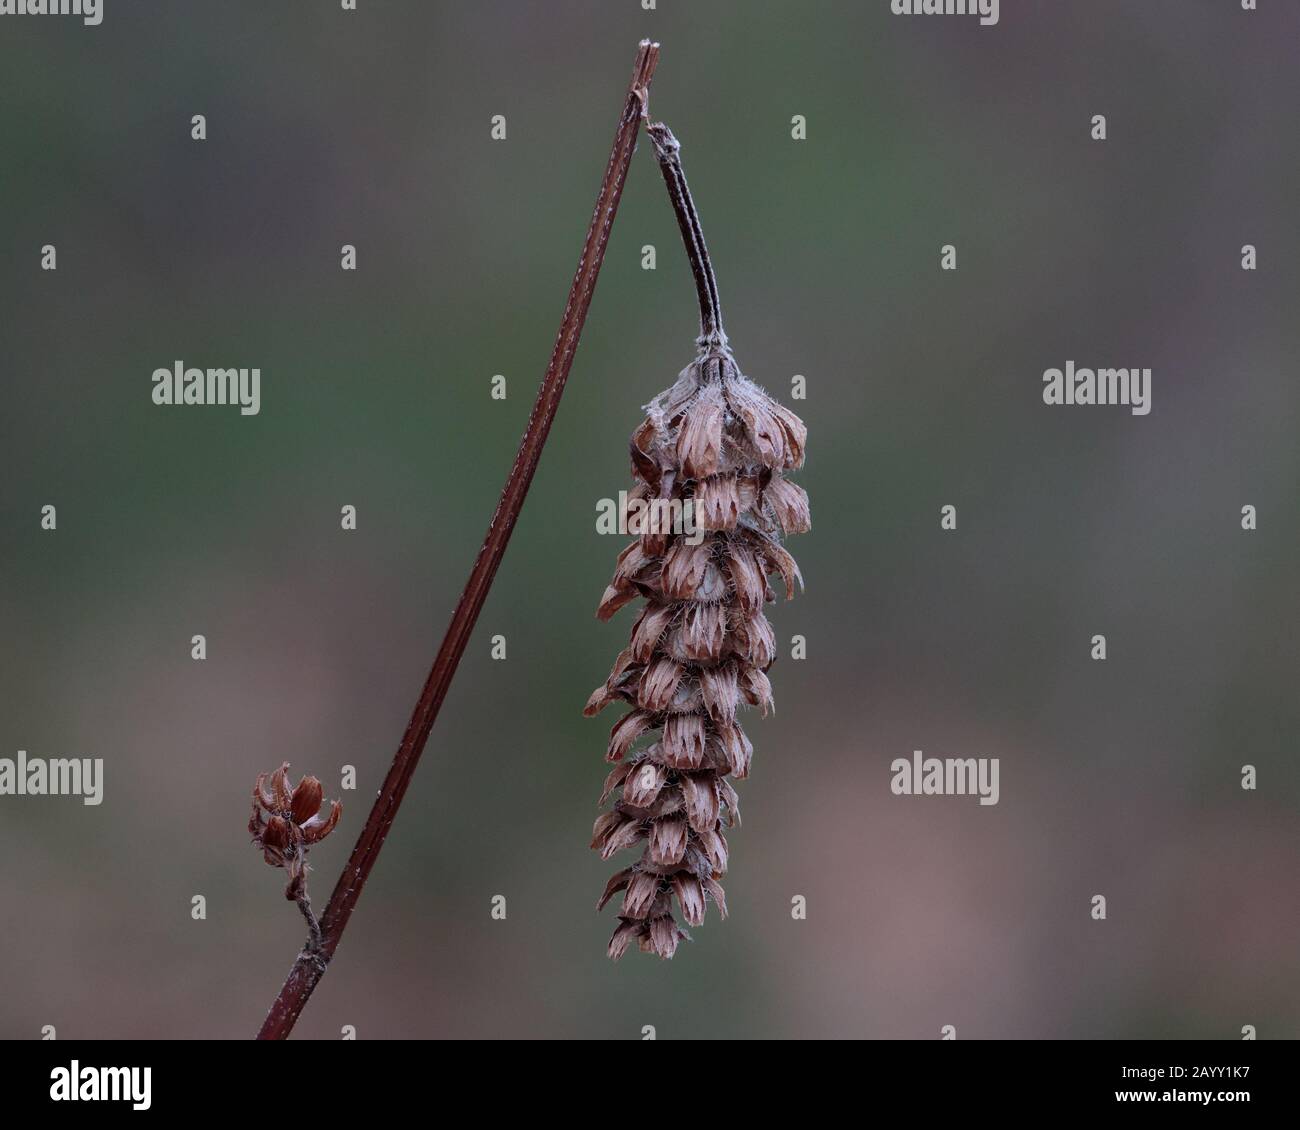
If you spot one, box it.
[255,39,661,1040]
[646,121,726,351]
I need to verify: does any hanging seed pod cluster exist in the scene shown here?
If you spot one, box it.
[586,121,810,959]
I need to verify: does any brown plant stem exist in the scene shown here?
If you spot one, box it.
[295,892,323,958]
[646,121,725,350]
[255,39,661,1040]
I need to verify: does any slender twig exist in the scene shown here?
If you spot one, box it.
[646,122,726,351]
[255,39,661,1040]
[295,892,323,957]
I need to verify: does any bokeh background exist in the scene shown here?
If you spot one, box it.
[2,1,1298,1039]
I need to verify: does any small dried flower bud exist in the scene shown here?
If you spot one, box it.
[599,761,635,806]
[647,914,685,960]
[300,800,342,845]
[591,810,644,860]
[671,874,707,927]
[694,472,740,531]
[676,382,724,479]
[621,871,662,919]
[629,603,675,663]
[770,403,807,469]
[638,657,685,713]
[680,773,719,834]
[660,713,707,769]
[725,545,767,614]
[607,919,642,961]
[623,760,668,808]
[598,868,635,911]
[596,583,639,622]
[763,475,811,535]
[739,666,774,716]
[607,710,654,762]
[677,603,726,662]
[290,775,324,825]
[698,663,739,724]
[258,817,293,870]
[660,539,713,600]
[647,814,689,867]
[261,815,292,853]
[249,763,343,899]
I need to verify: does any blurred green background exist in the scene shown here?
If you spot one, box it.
[1,1,1298,1039]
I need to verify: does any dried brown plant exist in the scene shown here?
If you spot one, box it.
[249,762,342,953]
[587,121,809,958]
[253,42,661,1038]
